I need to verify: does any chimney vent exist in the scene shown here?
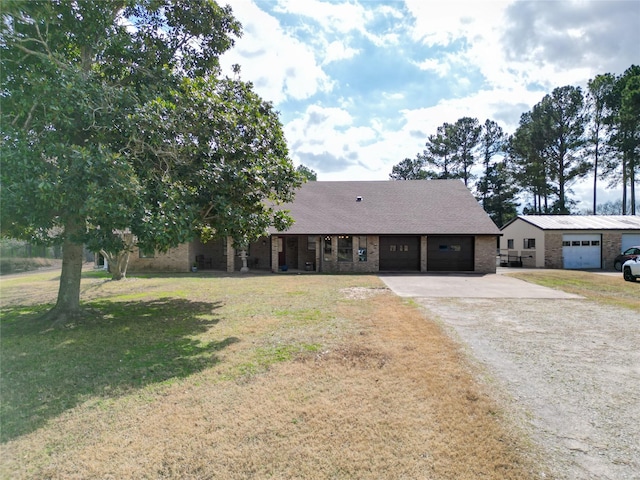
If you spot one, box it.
[356,196,363,202]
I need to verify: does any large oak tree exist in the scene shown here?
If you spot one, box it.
[1,1,301,323]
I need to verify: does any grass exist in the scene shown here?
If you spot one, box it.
[0,268,579,479]
[506,269,640,311]
[0,257,59,276]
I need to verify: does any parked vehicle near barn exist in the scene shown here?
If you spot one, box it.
[622,257,640,282]
[615,246,640,271]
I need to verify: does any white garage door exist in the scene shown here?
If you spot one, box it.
[621,234,640,252]
[563,234,601,269]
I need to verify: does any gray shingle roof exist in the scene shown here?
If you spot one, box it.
[270,180,500,235]
[508,215,640,231]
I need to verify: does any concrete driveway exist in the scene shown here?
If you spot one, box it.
[379,272,581,299]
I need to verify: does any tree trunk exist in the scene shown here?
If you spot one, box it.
[630,166,636,215]
[622,151,628,215]
[101,249,131,281]
[101,234,135,281]
[43,237,84,325]
[593,133,600,215]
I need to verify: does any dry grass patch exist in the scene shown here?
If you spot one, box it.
[1,271,543,479]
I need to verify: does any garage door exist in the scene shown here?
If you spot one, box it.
[621,234,640,252]
[427,236,474,272]
[379,236,420,271]
[562,234,601,269]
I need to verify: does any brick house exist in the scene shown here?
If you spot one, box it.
[499,215,640,270]
[126,179,501,274]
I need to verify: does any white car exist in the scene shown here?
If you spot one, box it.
[622,257,640,282]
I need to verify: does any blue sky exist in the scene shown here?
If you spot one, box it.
[220,0,640,209]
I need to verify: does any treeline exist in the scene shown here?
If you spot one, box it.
[390,65,639,227]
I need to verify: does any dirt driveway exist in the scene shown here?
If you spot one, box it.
[379,273,640,480]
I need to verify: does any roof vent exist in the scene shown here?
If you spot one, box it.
[356,196,363,202]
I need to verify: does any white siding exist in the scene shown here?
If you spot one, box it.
[500,219,545,267]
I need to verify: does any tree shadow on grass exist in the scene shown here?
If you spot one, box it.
[0,298,237,442]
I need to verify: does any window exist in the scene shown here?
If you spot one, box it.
[307,236,317,250]
[358,236,367,262]
[562,241,570,246]
[390,244,397,252]
[323,236,332,260]
[338,235,352,262]
[507,239,514,249]
[581,240,590,246]
[572,241,580,246]
[591,240,600,246]
[523,238,536,249]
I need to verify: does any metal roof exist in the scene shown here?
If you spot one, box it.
[507,215,640,231]
[270,180,500,235]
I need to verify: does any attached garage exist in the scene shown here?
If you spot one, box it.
[379,236,420,271]
[562,234,601,269]
[427,236,474,272]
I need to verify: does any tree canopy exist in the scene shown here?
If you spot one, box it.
[390,65,639,221]
[295,164,318,181]
[1,0,301,322]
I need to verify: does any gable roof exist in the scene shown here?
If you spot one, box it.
[271,180,500,235]
[503,215,640,231]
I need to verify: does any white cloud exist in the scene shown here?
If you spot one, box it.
[413,58,450,77]
[221,0,636,203]
[322,40,360,65]
[273,0,370,35]
[405,0,511,47]
[222,0,333,103]
[286,105,379,174]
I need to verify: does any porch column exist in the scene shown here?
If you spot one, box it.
[421,236,428,272]
[315,236,321,272]
[271,236,280,272]
[226,236,235,273]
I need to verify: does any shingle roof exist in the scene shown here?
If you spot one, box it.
[505,215,640,230]
[270,180,500,235]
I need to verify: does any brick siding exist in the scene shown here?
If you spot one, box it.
[474,236,498,274]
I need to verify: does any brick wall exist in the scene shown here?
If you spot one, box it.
[128,243,191,273]
[602,232,622,270]
[474,236,498,273]
[543,232,563,268]
[420,236,428,272]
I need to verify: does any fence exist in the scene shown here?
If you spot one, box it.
[0,240,62,259]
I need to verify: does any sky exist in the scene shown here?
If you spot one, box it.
[219,0,640,210]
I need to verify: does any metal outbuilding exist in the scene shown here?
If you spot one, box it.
[500,215,640,269]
